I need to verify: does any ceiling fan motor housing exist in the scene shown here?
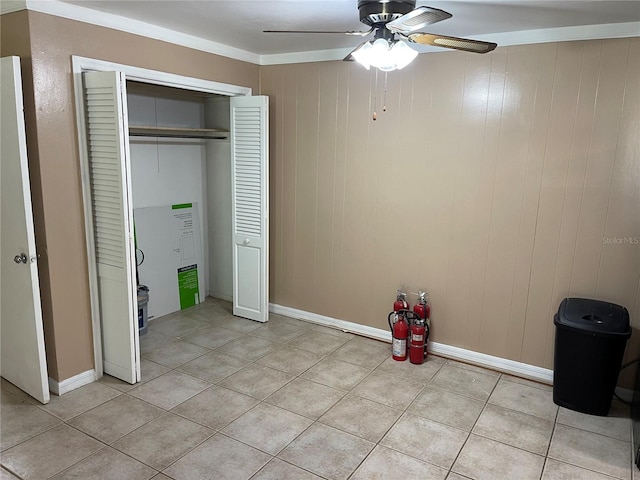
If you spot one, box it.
[358,0,416,26]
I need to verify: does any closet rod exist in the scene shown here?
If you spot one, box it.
[129,125,228,140]
[129,132,228,140]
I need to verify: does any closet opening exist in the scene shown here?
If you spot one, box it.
[126,81,233,323]
[72,56,269,386]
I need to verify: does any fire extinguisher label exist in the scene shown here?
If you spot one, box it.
[412,333,424,342]
[392,338,406,357]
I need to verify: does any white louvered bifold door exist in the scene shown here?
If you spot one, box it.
[230,96,269,322]
[83,71,139,383]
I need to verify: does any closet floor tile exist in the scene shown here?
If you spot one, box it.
[141,338,210,369]
[148,314,208,337]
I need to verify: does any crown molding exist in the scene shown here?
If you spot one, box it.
[481,21,640,47]
[260,48,355,66]
[3,1,638,66]
[17,0,260,64]
[0,0,26,15]
[261,21,640,64]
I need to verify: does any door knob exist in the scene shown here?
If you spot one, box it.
[243,239,250,245]
[14,253,28,264]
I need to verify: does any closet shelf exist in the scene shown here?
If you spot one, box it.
[129,125,229,139]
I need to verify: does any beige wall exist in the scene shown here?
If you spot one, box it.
[1,11,61,379]
[1,11,260,382]
[261,38,640,371]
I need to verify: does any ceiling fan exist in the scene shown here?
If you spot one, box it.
[265,0,497,71]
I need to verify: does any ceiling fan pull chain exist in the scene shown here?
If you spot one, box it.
[373,68,378,121]
[383,71,388,112]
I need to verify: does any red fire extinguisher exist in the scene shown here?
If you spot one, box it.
[388,289,410,361]
[410,291,431,364]
[393,289,410,313]
[413,291,430,324]
[388,310,409,361]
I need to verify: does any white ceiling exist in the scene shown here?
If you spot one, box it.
[16,1,640,60]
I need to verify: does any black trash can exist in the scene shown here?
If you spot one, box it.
[553,297,631,416]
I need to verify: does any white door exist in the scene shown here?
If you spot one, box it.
[231,96,269,322]
[83,71,140,383]
[0,56,50,404]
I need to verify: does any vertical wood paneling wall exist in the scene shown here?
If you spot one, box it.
[261,38,640,370]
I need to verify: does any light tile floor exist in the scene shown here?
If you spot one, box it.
[1,297,636,480]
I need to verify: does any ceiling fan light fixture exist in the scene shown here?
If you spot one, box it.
[371,38,395,71]
[352,38,418,72]
[390,40,419,69]
[351,41,374,70]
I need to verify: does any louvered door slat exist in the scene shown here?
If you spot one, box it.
[86,83,126,269]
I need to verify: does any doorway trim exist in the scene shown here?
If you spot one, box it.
[71,56,252,378]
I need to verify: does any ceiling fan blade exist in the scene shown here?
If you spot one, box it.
[264,29,372,37]
[386,6,452,34]
[408,33,497,54]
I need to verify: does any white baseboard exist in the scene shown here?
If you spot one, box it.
[429,342,553,384]
[208,292,233,302]
[270,303,554,385]
[49,369,97,396]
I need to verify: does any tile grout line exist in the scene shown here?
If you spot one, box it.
[445,371,502,478]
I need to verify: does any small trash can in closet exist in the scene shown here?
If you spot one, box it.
[137,285,149,336]
[553,297,631,416]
